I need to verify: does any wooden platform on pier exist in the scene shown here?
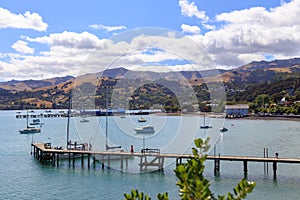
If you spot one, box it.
[32,143,300,178]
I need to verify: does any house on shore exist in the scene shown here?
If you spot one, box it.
[225,104,249,118]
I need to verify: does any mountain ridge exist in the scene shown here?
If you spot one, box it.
[0,57,299,110]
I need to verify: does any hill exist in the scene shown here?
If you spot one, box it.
[0,58,299,112]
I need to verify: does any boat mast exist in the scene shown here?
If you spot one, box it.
[67,93,71,149]
[26,110,29,128]
[105,86,108,151]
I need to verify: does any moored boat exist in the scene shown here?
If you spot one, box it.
[220,127,228,132]
[138,117,147,122]
[134,125,155,134]
[19,126,41,134]
[19,110,41,134]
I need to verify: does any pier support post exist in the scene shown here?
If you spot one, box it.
[81,154,84,167]
[120,156,123,169]
[243,160,248,174]
[88,154,90,169]
[107,155,110,169]
[101,155,105,169]
[159,157,164,172]
[72,153,75,167]
[273,161,277,179]
[214,154,220,176]
[56,154,59,167]
[93,155,96,168]
[140,156,143,171]
[68,153,71,166]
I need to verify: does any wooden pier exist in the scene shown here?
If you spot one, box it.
[16,112,69,118]
[31,143,300,178]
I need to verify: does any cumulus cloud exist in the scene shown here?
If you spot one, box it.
[181,24,200,35]
[0,7,48,31]
[5,28,216,81]
[0,31,107,81]
[179,0,208,21]
[188,0,300,68]
[11,40,34,54]
[2,0,300,80]
[89,24,127,32]
[24,31,105,49]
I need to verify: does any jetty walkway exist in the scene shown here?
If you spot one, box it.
[32,143,300,179]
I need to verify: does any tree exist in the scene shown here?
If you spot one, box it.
[255,94,270,108]
[124,138,256,200]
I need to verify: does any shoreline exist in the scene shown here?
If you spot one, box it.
[238,115,300,121]
[152,112,300,121]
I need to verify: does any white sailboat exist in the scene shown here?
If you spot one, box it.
[19,110,41,134]
[200,114,212,129]
[95,86,125,161]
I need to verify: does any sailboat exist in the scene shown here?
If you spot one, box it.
[58,95,87,160]
[19,110,41,134]
[138,116,147,122]
[95,86,125,161]
[200,114,212,129]
[65,95,86,151]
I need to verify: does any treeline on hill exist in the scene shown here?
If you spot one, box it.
[0,76,299,115]
[0,81,72,110]
[76,78,183,112]
[226,77,300,114]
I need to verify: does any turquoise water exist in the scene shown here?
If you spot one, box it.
[1,110,300,199]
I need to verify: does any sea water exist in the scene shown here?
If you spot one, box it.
[0,110,300,199]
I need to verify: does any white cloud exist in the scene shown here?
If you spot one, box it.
[179,0,208,21]
[189,0,300,68]
[11,40,34,54]
[0,26,236,81]
[24,31,105,49]
[0,7,48,31]
[89,24,127,32]
[0,31,108,81]
[181,24,200,35]
[3,0,300,81]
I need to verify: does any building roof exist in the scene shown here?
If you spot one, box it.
[225,104,249,109]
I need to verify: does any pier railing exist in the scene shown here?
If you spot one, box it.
[31,143,300,178]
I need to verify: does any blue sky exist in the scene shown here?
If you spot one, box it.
[0,0,298,81]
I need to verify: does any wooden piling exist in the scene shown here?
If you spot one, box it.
[87,154,90,169]
[56,154,59,167]
[273,161,277,179]
[214,154,220,176]
[72,153,75,167]
[243,160,248,174]
[120,156,123,169]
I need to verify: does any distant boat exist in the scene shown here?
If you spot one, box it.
[80,117,90,123]
[138,117,147,122]
[19,126,41,134]
[19,111,41,134]
[134,125,155,134]
[200,114,212,129]
[30,119,44,126]
[220,127,228,132]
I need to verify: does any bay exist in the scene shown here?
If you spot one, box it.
[0,110,300,199]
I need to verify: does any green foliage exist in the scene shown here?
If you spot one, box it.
[124,138,256,200]
[123,189,169,200]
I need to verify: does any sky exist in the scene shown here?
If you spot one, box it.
[0,0,298,81]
